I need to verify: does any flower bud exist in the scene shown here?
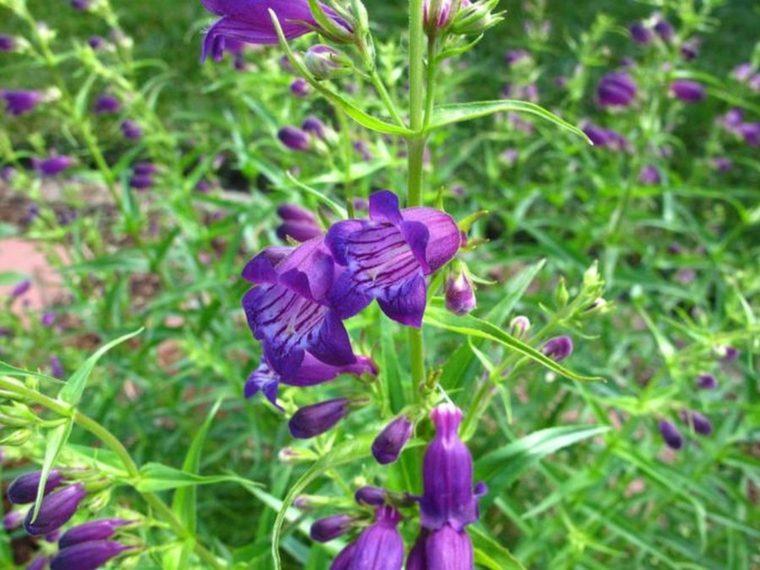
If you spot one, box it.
[301,116,329,141]
[1,90,44,116]
[8,470,63,504]
[310,514,355,543]
[3,510,24,531]
[681,411,712,436]
[509,315,530,337]
[24,484,86,536]
[120,119,143,141]
[0,34,16,52]
[50,356,65,379]
[371,415,413,465]
[450,0,502,35]
[51,540,130,570]
[278,126,310,152]
[92,93,120,114]
[354,486,386,507]
[426,523,474,570]
[278,447,319,464]
[330,543,356,570]
[445,271,476,316]
[289,398,350,439]
[669,79,705,103]
[542,336,573,362]
[696,373,717,390]
[658,420,683,450]
[597,72,637,108]
[290,78,310,98]
[27,556,49,570]
[304,45,350,80]
[0,429,33,446]
[653,18,674,42]
[33,156,75,177]
[629,22,652,44]
[342,506,404,569]
[424,0,463,33]
[638,165,662,186]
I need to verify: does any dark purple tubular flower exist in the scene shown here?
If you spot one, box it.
[241,238,357,379]
[597,72,637,107]
[51,540,130,570]
[10,279,31,299]
[24,483,86,536]
[629,22,652,44]
[289,398,350,439]
[326,190,462,327]
[244,353,377,408]
[739,122,760,146]
[93,94,121,114]
[278,126,310,151]
[542,335,573,362]
[120,119,143,140]
[669,79,705,103]
[290,78,310,97]
[58,519,130,548]
[681,411,712,436]
[638,165,662,185]
[50,356,65,379]
[658,420,683,450]
[653,19,674,42]
[697,373,717,390]
[355,486,386,507]
[582,124,629,151]
[33,156,75,177]
[276,203,323,243]
[420,405,481,532]
[445,271,476,316]
[27,556,49,570]
[0,34,16,52]
[332,506,404,570]
[3,510,24,531]
[134,161,157,176]
[129,174,155,191]
[1,89,43,116]
[330,543,356,570]
[310,513,355,543]
[409,524,473,570]
[372,415,414,465]
[7,470,63,504]
[302,116,328,140]
[200,0,352,62]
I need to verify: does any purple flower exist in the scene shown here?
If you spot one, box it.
[669,79,705,103]
[542,335,573,362]
[372,415,414,465]
[241,238,357,379]
[41,312,56,327]
[134,162,158,176]
[629,22,652,44]
[721,346,739,362]
[424,0,468,31]
[200,0,351,62]
[658,420,683,450]
[7,470,63,504]
[681,411,712,436]
[276,203,323,243]
[420,405,481,531]
[50,356,65,379]
[70,0,92,10]
[289,398,350,439]
[302,116,328,140]
[582,124,629,151]
[697,373,717,390]
[129,174,155,190]
[0,34,16,52]
[739,122,760,146]
[638,165,662,186]
[87,36,106,50]
[355,486,386,507]
[1,90,43,116]
[681,38,700,60]
[33,156,75,177]
[304,45,345,79]
[93,94,120,114]
[290,78,310,97]
[505,49,530,65]
[409,524,474,570]
[326,190,462,327]
[354,140,373,161]
[120,119,143,140]
[654,19,674,42]
[333,506,404,570]
[732,63,754,82]
[445,271,476,316]
[3,510,24,531]
[597,72,637,108]
[711,157,732,172]
[330,543,356,570]
[24,483,86,535]
[278,126,310,151]
[58,519,130,548]
[310,514,356,542]
[244,353,377,408]
[10,279,31,299]
[26,556,49,570]
[51,540,130,570]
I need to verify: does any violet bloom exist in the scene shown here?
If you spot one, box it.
[638,165,662,185]
[445,271,476,315]
[354,140,373,161]
[409,524,474,570]
[10,279,31,299]
[653,19,674,42]
[93,94,120,114]
[669,79,705,103]
[420,405,481,532]
[245,353,376,408]
[200,0,352,62]
[658,420,683,450]
[27,556,49,570]
[276,203,323,243]
[739,122,760,146]
[597,72,637,107]
[326,190,462,327]
[51,540,130,570]
[310,514,355,542]
[129,174,154,191]
[134,162,157,176]
[120,119,143,140]
[355,486,386,507]
[289,398,350,439]
[629,22,652,44]
[302,116,328,140]
[333,506,404,570]
[423,0,469,31]
[582,124,629,151]
[0,34,16,52]
[41,312,56,327]
[3,510,24,531]
[241,238,357,379]
[24,484,86,535]
[1,90,43,116]
[59,519,130,548]
[697,373,717,390]
[278,126,310,151]
[372,415,414,465]
[721,346,739,362]
[290,78,310,97]
[331,543,356,570]
[50,356,65,379]
[88,36,106,50]
[681,410,712,436]
[681,38,700,60]
[33,156,75,177]
[542,335,573,362]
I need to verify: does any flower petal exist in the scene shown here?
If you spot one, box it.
[244,363,282,409]
[241,246,292,284]
[369,190,403,225]
[329,269,373,319]
[307,310,356,366]
[377,273,427,327]
[325,220,366,266]
[401,207,461,272]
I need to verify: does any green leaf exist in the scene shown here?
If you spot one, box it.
[31,421,74,522]
[425,305,603,383]
[0,359,63,384]
[428,100,592,143]
[135,462,260,493]
[470,526,526,570]
[58,328,144,406]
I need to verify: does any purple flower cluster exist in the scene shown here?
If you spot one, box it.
[719,108,760,147]
[130,162,158,190]
[658,408,713,450]
[1,89,43,116]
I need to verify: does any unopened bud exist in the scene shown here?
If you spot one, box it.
[278,447,319,464]
[444,270,476,315]
[509,315,530,337]
[554,277,569,308]
[304,45,351,80]
[451,0,502,35]
[0,429,32,446]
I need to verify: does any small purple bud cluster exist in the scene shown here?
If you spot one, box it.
[276,203,323,243]
[658,407,713,451]
[597,72,637,108]
[32,156,75,178]
[129,162,158,191]
[1,90,43,116]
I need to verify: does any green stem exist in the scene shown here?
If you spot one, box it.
[0,378,223,570]
[369,68,406,127]
[424,37,438,129]
[336,109,355,218]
